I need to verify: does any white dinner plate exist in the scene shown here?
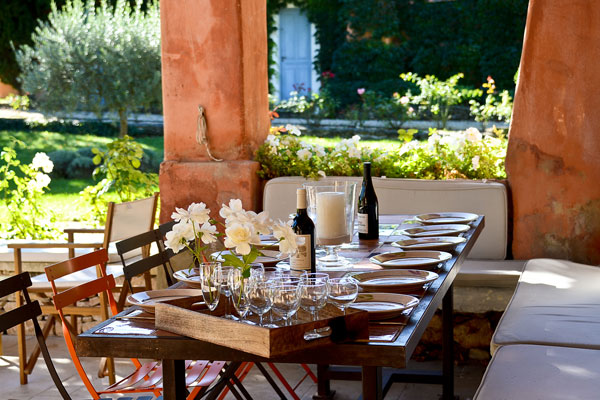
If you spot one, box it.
[352,270,439,292]
[349,293,419,320]
[126,289,203,313]
[415,212,479,225]
[173,269,202,288]
[398,224,470,237]
[211,250,288,268]
[391,236,467,251]
[370,251,452,269]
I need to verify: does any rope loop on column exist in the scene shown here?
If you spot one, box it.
[196,105,222,162]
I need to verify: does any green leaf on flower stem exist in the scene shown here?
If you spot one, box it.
[242,247,260,265]
[242,268,251,279]
[222,254,245,269]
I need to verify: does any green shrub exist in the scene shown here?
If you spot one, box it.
[0,140,61,239]
[255,126,507,181]
[15,0,161,137]
[81,135,158,224]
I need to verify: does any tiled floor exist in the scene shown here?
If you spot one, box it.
[0,334,485,399]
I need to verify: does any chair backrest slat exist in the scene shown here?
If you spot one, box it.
[122,252,171,282]
[115,229,160,255]
[52,275,116,311]
[0,300,42,331]
[45,249,109,282]
[0,272,31,298]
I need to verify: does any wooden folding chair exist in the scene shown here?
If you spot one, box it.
[0,272,71,399]
[46,248,228,400]
[8,193,159,384]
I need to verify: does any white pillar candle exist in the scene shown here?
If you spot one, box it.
[316,191,347,241]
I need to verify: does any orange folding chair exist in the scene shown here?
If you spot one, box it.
[45,248,226,399]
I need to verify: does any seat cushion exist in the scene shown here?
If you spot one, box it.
[0,241,141,264]
[263,176,508,259]
[491,258,600,353]
[29,260,130,290]
[474,344,600,400]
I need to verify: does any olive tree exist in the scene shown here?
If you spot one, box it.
[15,0,161,137]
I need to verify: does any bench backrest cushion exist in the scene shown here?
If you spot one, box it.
[263,177,508,260]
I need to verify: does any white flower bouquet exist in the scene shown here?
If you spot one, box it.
[164,199,298,277]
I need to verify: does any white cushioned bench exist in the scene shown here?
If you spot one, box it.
[475,258,600,399]
[491,258,600,353]
[474,344,600,400]
[263,177,525,292]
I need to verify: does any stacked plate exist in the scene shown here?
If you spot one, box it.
[353,269,438,292]
[370,250,452,269]
[391,236,466,251]
[350,293,420,320]
[211,250,288,268]
[126,289,203,313]
[415,212,478,225]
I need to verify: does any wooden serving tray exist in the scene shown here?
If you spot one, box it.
[155,299,369,358]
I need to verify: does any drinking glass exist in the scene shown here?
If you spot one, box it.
[228,268,251,323]
[271,283,301,326]
[215,265,236,320]
[304,180,357,268]
[199,262,221,312]
[299,278,329,340]
[247,277,273,327]
[327,277,359,314]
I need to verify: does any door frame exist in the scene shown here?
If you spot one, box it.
[270,5,320,101]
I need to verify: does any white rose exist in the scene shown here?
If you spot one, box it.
[472,155,481,171]
[272,220,298,255]
[198,222,217,244]
[348,147,362,159]
[248,210,272,235]
[219,199,244,222]
[296,148,311,161]
[224,223,254,255]
[187,202,211,225]
[164,222,193,253]
[31,152,53,173]
[285,124,302,136]
[171,207,191,223]
[465,127,482,143]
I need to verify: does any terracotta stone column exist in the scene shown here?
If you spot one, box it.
[507,0,600,264]
[159,0,269,221]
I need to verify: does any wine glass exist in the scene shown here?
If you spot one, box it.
[228,268,251,323]
[271,283,301,326]
[215,265,236,320]
[327,278,359,315]
[304,181,357,269]
[247,277,273,327]
[299,278,329,340]
[199,262,221,312]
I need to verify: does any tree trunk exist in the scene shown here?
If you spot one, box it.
[118,108,128,138]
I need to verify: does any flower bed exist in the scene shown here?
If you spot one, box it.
[256,126,507,181]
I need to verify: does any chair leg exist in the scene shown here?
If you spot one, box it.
[25,315,55,375]
[16,290,27,385]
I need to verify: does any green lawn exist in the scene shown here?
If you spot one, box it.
[1,128,400,224]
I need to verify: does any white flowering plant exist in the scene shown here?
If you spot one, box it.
[255,125,507,181]
[164,199,298,278]
[0,141,61,239]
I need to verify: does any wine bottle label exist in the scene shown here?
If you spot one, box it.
[290,234,312,270]
[357,213,369,234]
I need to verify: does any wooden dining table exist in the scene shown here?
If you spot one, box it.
[76,214,484,400]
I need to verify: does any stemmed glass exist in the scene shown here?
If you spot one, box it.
[215,265,236,319]
[247,276,273,327]
[199,262,221,312]
[327,278,359,314]
[299,276,329,340]
[228,268,251,323]
[271,283,301,326]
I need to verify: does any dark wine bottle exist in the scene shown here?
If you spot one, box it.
[290,188,316,272]
[357,162,379,240]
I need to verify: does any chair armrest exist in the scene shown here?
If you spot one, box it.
[63,228,105,234]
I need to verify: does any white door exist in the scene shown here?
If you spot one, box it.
[279,8,312,100]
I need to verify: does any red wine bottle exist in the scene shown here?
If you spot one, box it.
[357,162,379,240]
[290,188,316,272]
